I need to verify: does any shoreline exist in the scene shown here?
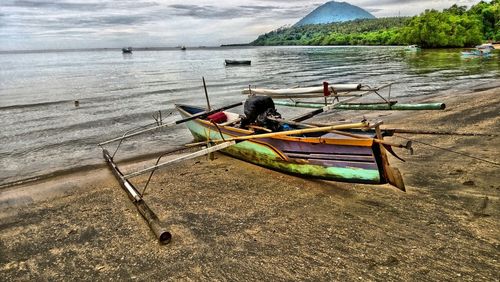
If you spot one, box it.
[2,44,498,55]
[1,85,499,280]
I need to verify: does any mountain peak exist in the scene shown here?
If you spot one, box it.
[294,1,375,27]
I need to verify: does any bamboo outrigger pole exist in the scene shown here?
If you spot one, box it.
[382,128,497,137]
[102,143,237,244]
[123,141,236,179]
[98,101,243,146]
[102,149,172,244]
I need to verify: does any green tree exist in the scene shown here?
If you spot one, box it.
[251,1,495,47]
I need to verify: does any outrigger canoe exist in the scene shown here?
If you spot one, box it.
[98,80,453,243]
[176,104,405,190]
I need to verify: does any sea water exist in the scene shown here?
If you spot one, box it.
[1,46,499,186]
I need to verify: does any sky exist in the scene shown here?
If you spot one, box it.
[0,0,487,51]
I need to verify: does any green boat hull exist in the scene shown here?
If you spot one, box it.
[177,105,390,185]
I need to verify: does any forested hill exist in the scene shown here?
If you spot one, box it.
[253,17,407,46]
[252,1,500,48]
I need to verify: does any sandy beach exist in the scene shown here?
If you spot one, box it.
[1,85,499,280]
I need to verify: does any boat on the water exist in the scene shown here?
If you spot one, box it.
[476,43,495,50]
[225,59,251,65]
[180,46,186,51]
[122,47,133,54]
[175,104,404,189]
[405,45,421,52]
[461,49,491,58]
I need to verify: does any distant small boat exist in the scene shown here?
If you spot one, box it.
[122,47,133,54]
[476,43,495,51]
[180,46,186,51]
[225,59,251,66]
[405,45,421,52]
[461,49,492,58]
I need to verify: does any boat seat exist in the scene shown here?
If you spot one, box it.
[218,111,241,126]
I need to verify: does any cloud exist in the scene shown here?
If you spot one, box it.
[167,3,312,20]
[168,4,253,19]
[2,0,106,11]
[365,8,383,13]
[2,0,159,11]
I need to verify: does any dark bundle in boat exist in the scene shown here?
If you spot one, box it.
[241,96,281,131]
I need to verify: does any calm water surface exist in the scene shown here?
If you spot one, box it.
[0,46,499,185]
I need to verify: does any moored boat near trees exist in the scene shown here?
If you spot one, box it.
[405,45,421,52]
[122,47,133,53]
[225,59,251,65]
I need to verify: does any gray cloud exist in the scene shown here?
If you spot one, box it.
[168,4,242,19]
[1,0,161,31]
[365,8,383,13]
[167,4,310,19]
[358,0,480,6]
[2,0,159,11]
[64,15,152,28]
[2,0,106,11]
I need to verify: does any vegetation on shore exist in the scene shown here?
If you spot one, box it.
[252,0,500,48]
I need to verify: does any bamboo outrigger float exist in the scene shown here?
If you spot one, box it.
[98,80,448,243]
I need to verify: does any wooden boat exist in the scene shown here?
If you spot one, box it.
[122,47,133,54]
[225,59,251,65]
[175,104,405,190]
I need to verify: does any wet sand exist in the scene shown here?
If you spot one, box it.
[1,86,499,280]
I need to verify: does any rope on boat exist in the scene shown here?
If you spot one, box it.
[211,121,226,142]
[397,136,500,166]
